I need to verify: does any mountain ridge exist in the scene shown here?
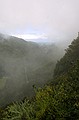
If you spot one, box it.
[0,33,64,106]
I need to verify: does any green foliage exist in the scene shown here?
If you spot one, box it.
[0,108,4,120]
[1,36,79,120]
[54,37,79,78]
[0,34,62,106]
[3,100,35,120]
[1,60,79,120]
[35,86,54,120]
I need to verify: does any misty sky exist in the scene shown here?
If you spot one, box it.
[0,0,79,42]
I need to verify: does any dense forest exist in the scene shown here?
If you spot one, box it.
[0,33,63,107]
[0,35,79,119]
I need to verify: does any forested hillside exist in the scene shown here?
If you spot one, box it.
[0,34,63,106]
[54,36,79,78]
[0,36,79,119]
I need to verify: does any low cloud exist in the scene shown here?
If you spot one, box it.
[0,0,79,42]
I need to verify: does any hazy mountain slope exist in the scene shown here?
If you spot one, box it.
[54,36,79,78]
[2,38,79,120]
[0,34,64,106]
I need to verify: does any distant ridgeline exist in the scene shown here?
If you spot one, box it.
[0,33,63,106]
[1,35,79,120]
[54,34,79,78]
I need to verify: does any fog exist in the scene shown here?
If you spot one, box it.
[0,0,79,107]
[0,34,64,106]
[0,0,79,43]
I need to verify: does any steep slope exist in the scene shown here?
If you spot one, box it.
[2,39,79,120]
[54,36,79,78]
[0,34,63,106]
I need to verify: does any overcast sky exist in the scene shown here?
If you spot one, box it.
[0,0,79,42]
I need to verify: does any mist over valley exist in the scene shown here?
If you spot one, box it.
[0,0,79,119]
[0,33,64,106]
